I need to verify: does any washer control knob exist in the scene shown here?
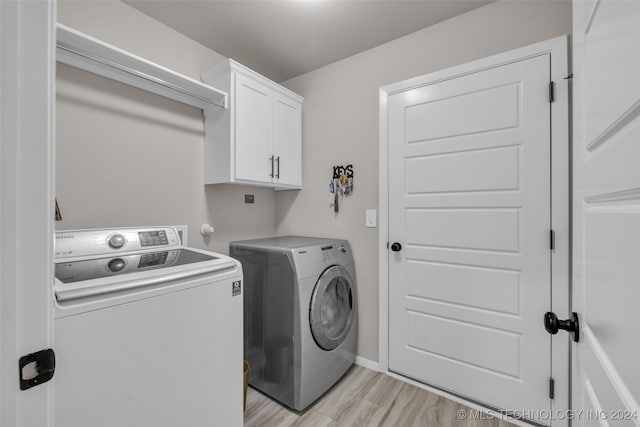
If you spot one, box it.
[108,234,125,249]
[107,258,125,272]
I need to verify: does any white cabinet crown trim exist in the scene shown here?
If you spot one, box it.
[226,59,303,104]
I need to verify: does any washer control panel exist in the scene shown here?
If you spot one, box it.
[55,227,181,259]
[138,230,169,247]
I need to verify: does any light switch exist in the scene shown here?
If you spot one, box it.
[365,209,377,228]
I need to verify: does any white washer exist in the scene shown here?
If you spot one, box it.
[230,236,357,411]
[54,227,243,427]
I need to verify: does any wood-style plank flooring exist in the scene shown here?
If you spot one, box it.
[244,365,516,426]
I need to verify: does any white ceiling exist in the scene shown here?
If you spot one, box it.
[125,0,493,82]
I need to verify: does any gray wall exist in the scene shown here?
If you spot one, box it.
[277,0,572,362]
[57,0,572,364]
[56,0,277,253]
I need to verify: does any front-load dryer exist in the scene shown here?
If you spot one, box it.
[230,236,357,411]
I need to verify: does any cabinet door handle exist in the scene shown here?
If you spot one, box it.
[276,156,280,179]
[269,156,274,178]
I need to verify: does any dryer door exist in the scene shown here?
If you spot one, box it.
[309,265,355,351]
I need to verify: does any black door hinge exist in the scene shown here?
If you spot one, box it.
[550,229,556,251]
[549,377,555,399]
[19,348,55,390]
[549,81,555,103]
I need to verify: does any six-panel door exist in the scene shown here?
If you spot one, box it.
[387,54,553,422]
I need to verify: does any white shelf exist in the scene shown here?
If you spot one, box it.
[56,24,227,110]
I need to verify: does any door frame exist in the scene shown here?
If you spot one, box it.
[1,0,56,425]
[378,36,570,420]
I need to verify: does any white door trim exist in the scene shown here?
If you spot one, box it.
[0,0,56,425]
[378,35,570,418]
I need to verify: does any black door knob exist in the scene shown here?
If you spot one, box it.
[544,311,580,342]
[390,242,402,252]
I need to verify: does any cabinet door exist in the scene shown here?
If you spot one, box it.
[234,73,272,183]
[272,95,301,187]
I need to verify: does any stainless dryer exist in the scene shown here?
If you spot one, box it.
[230,236,357,411]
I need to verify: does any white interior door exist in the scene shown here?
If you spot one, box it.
[572,1,640,425]
[0,0,55,425]
[386,48,561,421]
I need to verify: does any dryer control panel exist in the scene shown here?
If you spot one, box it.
[320,243,348,262]
[291,240,353,279]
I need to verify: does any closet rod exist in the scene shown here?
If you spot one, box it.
[57,42,226,109]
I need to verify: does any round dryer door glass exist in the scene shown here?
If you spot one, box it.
[309,265,355,351]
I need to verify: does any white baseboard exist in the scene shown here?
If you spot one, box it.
[355,356,380,372]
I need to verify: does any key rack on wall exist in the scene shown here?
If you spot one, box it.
[329,164,354,213]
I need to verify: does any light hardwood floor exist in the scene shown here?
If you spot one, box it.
[244,365,517,426]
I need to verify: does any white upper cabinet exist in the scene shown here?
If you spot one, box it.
[202,59,303,189]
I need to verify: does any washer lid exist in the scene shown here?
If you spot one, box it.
[309,265,355,351]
